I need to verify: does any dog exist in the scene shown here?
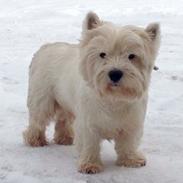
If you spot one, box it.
[23,12,160,174]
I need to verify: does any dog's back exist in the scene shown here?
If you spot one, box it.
[29,42,78,75]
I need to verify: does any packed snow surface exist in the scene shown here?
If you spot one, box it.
[0,0,183,182]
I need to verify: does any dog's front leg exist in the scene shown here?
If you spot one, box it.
[114,126,146,168]
[74,122,103,174]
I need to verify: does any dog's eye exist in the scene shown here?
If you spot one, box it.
[128,54,136,60]
[99,52,106,59]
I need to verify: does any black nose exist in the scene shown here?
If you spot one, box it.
[108,69,123,83]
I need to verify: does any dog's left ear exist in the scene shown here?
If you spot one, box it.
[146,23,161,55]
[146,23,161,70]
[82,11,101,31]
[146,23,160,42]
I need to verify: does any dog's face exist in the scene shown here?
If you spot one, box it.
[80,12,160,102]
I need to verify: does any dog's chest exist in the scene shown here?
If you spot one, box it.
[92,102,130,139]
[98,127,124,140]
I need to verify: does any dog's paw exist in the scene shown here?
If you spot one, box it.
[78,163,103,174]
[24,136,48,147]
[29,139,48,147]
[54,136,73,145]
[116,157,146,167]
[23,130,48,147]
[116,152,146,168]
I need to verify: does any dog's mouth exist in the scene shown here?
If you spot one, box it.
[104,83,141,100]
[109,82,120,87]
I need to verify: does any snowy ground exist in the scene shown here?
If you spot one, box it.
[0,0,183,182]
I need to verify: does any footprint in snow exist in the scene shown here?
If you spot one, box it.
[171,75,183,81]
[1,77,19,85]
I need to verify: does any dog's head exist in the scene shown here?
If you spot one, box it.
[79,12,160,102]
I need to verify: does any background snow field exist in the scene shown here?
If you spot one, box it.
[0,0,183,182]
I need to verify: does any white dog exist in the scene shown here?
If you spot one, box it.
[23,12,160,174]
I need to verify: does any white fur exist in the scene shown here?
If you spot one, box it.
[23,12,160,174]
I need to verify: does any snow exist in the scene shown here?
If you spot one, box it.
[0,0,183,182]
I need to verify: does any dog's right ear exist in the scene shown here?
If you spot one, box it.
[82,11,101,32]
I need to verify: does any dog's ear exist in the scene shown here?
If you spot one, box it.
[145,23,161,69]
[146,23,161,56]
[83,11,101,31]
[146,23,160,41]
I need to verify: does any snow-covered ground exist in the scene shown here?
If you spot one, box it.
[0,0,183,182]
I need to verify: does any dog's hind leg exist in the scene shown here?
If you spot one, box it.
[53,108,74,145]
[23,92,55,147]
[23,113,48,147]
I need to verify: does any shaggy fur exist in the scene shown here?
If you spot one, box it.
[23,12,160,174]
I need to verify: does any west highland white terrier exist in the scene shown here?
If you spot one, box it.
[23,12,160,174]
